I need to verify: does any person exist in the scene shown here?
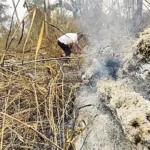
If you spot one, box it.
[57,33,83,57]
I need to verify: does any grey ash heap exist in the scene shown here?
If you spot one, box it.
[73,0,150,149]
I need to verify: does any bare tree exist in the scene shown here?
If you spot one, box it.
[12,0,20,24]
[132,0,143,28]
[47,0,51,21]
[44,0,48,37]
[137,0,143,19]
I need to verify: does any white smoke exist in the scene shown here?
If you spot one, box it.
[74,0,144,149]
[76,0,139,82]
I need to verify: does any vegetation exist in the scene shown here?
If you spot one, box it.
[0,1,84,149]
[0,0,150,149]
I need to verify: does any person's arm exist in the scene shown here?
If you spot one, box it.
[69,40,74,49]
[76,44,83,53]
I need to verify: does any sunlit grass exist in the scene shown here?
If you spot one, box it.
[0,7,84,150]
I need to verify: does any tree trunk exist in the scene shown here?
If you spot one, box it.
[137,0,143,19]
[44,0,48,37]
[47,0,51,22]
[134,0,143,26]
[59,0,63,23]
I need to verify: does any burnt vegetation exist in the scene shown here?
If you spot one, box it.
[0,0,150,150]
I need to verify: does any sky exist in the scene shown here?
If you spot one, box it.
[8,0,26,20]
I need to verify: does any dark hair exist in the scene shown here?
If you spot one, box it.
[77,33,84,39]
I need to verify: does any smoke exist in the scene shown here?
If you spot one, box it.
[74,0,146,149]
[76,0,141,82]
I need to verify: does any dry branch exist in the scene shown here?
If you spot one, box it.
[5,0,21,51]
[4,56,84,67]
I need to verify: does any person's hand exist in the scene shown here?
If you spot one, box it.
[69,41,73,49]
[60,51,65,57]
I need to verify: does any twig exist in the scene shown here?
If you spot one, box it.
[22,9,36,64]
[5,0,21,51]
[3,57,85,67]
[17,20,25,46]
[0,90,11,150]
[6,9,35,51]
[0,112,63,150]
[35,13,65,34]
[145,0,150,5]
[143,2,150,12]
[12,0,20,24]
[80,130,92,150]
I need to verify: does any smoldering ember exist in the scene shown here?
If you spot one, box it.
[0,0,150,150]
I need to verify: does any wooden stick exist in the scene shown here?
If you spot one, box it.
[3,56,84,67]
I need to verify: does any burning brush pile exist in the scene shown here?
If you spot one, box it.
[97,28,150,149]
[74,27,150,149]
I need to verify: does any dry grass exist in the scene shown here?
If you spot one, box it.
[0,58,83,150]
[0,7,85,150]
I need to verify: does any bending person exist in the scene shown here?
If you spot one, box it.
[57,33,83,57]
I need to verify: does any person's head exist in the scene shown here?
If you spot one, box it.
[77,33,84,40]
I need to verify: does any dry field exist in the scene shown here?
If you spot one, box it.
[0,8,85,150]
